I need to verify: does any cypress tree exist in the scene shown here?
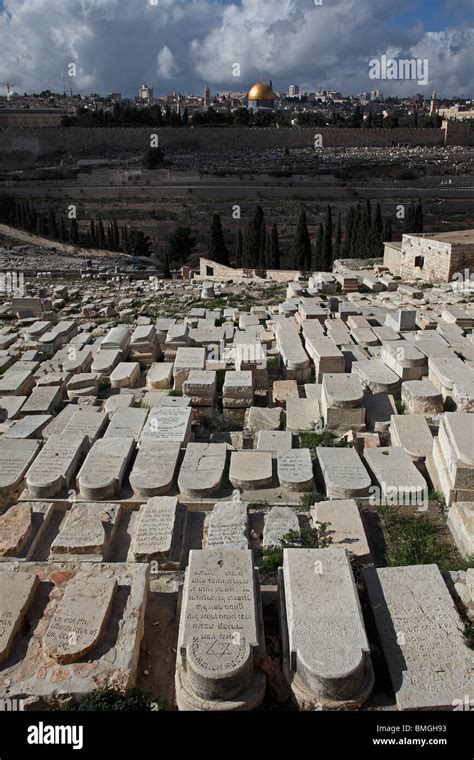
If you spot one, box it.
[293,205,312,271]
[112,219,120,251]
[323,205,333,271]
[333,214,342,261]
[59,215,68,242]
[97,216,106,248]
[383,218,393,242]
[106,225,113,250]
[90,219,97,246]
[208,213,229,265]
[313,222,324,271]
[243,205,264,269]
[415,199,424,233]
[69,218,79,244]
[259,218,267,268]
[235,230,243,268]
[342,208,354,259]
[47,206,58,239]
[269,224,280,270]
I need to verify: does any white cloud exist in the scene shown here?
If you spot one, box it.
[157,45,179,80]
[0,0,472,96]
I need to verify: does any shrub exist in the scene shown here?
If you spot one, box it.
[63,685,162,712]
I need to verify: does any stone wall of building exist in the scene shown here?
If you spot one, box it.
[399,233,474,282]
[0,126,450,164]
[198,257,302,282]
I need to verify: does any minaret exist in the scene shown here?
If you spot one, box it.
[429,91,437,117]
[204,85,211,110]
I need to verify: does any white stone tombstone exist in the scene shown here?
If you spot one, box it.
[77,437,135,500]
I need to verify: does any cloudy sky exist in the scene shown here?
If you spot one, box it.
[0,0,472,97]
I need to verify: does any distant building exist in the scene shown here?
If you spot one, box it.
[429,91,438,117]
[384,230,474,282]
[0,108,62,127]
[288,84,299,98]
[139,84,153,101]
[247,82,275,113]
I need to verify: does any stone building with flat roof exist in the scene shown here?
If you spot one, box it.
[385,230,474,283]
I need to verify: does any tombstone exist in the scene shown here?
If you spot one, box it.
[431,413,474,505]
[0,366,34,396]
[244,406,282,433]
[277,449,314,491]
[320,373,365,431]
[42,403,82,438]
[257,430,293,458]
[0,439,41,496]
[175,549,266,711]
[182,370,217,406]
[286,398,321,433]
[316,447,372,499]
[222,371,254,409]
[173,347,205,391]
[101,325,131,355]
[25,433,88,498]
[279,548,373,709]
[0,501,55,560]
[447,502,474,560]
[43,569,117,664]
[131,496,183,566]
[62,409,108,445]
[77,437,135,500]
[129,440,180,497]
[206,500,249,549]
[229,451,273,490]
[389,414,433,462]
[311,499,371,562]
[4,414,53,440]
[21,385,63,416]
[428,356,472,401]
[385,309,417,332]
[104,407,148,440]
[0,571,39,664]
[352,359,400,394]
[263,507,299,549]
[401,379,444,415]
[364,564,474,710]
[364,447,427,507]
[272,380,299,407]
[178,443,227,498]
[110,362,141,389]
[380,343,427,381]
[142,405,192,445]
[146,362,174,390]
[50,503,121,561]
[0,395,26,420]
[91,349,122,375]
[66,372,99,399]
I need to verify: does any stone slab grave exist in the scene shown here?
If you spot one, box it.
[129,440,180,497]
[62,408,109,445]
[0,502,56,561]
[380,342,427,381]
[229,451,273,490]
[222,370,254,409]
[320,373,365,431]
[286,398,321,433]
[205,498,249,549]
[50,503,122,561]
[76,437,135,500]
[175,548,266,711]
[257,430,293,457]
[104,407,148,441]
[91,348,122,375]
[129,496,184,567]
[0,562,148,703]
[447,502,474,560]
[430,412,474,505]
[316,447,372,499]
[110,362,141,389]
[401,379,443,415]
[311,499,371,562]
[0,395,27,420]
[389,414,433,462]
[277,449,314,491]
[178,443,228,498]
[182,370,217,406]
[25,434,88,499]
[0,366,35,396]
[173,347,206,391]
[146,362,174,390]
[364,564,474,710]
[352,359,400,394]
[279,548,374,709]
[263,506,300,549]
[0,570,39,664]
[429,356,473,401]
[364,447,427,507]
[4,414,52,440]
[21,385,63,416]
[0,439,40,498]
[141,405,192,446]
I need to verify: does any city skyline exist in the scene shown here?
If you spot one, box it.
[0,0,473,99]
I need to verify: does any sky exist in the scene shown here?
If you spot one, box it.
[0,0,472,98]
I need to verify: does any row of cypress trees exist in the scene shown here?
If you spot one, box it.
[207,199,421,271]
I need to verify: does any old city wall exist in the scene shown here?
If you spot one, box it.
[0,127,449,163]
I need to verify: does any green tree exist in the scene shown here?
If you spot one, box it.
[168,226,196,265]
[235,229,244,268]
[243,205,265,268]
[143,147,165,169]
[313,222,324,271]
[293,205,312,271]
[208,213,229,265]
[69,218,79,245]
[47,206,58,239]
[333,214,342,261]
[323,205,333,271]
[269,223,280,270]
[125,229,152,258]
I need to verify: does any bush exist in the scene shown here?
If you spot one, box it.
[260,521,333,573]
[63,685,161,712]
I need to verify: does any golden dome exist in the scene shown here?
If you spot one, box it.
[248,82,274,100]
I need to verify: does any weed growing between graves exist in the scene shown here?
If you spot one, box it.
[167,389,182,397]
[299,431,353,455]
[267,356,285,382]
[428,489,447,515]
[379,507,471,573]
[62,685,164,712]
[395,399,406,415]
[260,522,333,573]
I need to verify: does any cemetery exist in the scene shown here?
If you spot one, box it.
[0,267,472,712]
